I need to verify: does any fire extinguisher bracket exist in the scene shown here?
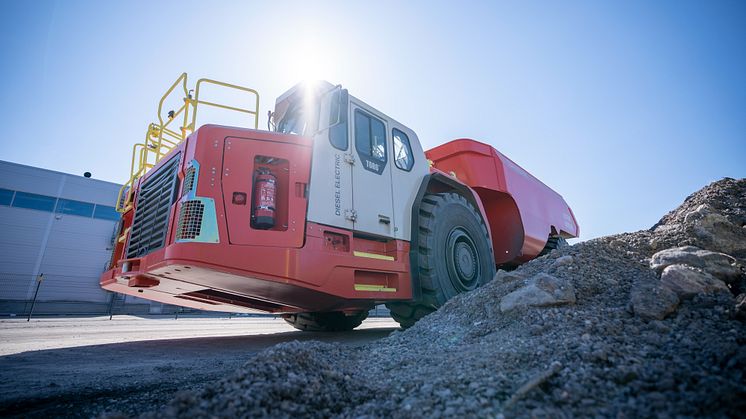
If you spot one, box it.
[252,168,277,230]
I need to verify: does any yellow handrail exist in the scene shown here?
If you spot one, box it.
[115,73,260,212]
[191,78,260,131]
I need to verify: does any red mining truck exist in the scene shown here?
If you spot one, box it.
[101,74,579,330]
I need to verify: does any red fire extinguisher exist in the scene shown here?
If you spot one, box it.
[252,168,276,229]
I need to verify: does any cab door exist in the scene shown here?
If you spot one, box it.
[350,103,395,238]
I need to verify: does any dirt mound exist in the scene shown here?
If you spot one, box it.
[655,177,746,230]
[651,177,746,259]
[130,178,746,418]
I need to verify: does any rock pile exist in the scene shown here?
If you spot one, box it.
[651,177,746,259]
[133,178,745,418]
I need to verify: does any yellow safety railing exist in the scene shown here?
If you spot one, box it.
[116,73,260,212]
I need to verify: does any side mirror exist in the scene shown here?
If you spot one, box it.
[337,89,349,125]
[318,87,348,133]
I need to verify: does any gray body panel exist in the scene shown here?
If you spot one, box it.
[306,128,355,233]
[349,101,395,237]
[295,86,429,241]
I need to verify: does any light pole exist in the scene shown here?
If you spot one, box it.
[27,273,44,322]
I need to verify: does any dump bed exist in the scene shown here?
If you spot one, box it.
[426,139,579,264]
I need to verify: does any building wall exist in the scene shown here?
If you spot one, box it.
[0,160,154,315]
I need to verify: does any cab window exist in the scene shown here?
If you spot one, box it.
[354,109,387,174]
[392,128,414,171]
[325,89,348,150]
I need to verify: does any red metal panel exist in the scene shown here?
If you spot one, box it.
[101,222,412,313]
[426,139,579,262]
[101,125,412,314]
[221,135,312,247]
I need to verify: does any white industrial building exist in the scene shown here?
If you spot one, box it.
[0,160,157,315]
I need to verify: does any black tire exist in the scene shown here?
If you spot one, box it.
[387,192,496,328]
[538,235,568,257]
[282,311,368,332]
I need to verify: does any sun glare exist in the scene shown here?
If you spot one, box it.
[291,39,334,82]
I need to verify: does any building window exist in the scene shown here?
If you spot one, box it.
[354,109,387,174]
[93,205,120,221]
[392,129,414,171]
[12,192,57,212]
[56,199,95,217]
[0,188,13,206]
[2,188,119,220]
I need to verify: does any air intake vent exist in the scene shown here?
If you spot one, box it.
[182,166,196,197]
[126,154,181,258]
[176,200,204,240]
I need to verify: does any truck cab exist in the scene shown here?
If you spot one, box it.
[272,81,429,242]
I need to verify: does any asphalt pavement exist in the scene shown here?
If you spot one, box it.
[0,316,398,418]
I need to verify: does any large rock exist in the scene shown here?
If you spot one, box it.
[650,246,741,283]
[684,204,746,257]
[659,264,730,299]
[630,281,680,320]
[650,179,746,258]
[494,270,527,284]
[551,255,574,267]
[500,273,576,312]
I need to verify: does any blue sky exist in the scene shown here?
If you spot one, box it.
[1,0,744,240]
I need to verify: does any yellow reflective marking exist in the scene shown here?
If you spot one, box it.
[353,251,395,261]
[354,284,397,292]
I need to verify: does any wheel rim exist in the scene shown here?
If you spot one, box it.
[445,227,480,292]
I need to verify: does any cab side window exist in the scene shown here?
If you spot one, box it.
[328,89,348,150]
[392,128,414,171]
[354,109,387,174]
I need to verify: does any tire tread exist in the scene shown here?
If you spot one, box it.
[387,192,495,328]
[282,311,368,332]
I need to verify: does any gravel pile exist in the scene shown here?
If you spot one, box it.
[133,178,745,418]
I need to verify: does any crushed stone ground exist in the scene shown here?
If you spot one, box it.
[121,178,745,418]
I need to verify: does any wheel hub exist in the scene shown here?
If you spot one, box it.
[455,242,475,278]
[446,227,480,291]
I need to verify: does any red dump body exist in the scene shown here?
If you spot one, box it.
[426,139,579,265]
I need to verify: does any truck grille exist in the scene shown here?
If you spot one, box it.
[182,165,196,197]
[175,200,204,240]
[126,154,181,258]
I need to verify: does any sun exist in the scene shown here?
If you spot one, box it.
[290,39,335,82]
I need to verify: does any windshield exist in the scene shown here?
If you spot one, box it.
[276,100,308,135]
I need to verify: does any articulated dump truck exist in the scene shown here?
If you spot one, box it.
[101,74,579,330]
